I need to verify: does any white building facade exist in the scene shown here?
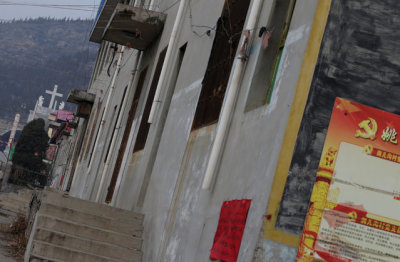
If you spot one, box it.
[56,0,333,260]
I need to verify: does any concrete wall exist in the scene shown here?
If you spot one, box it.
[67,0,320,260]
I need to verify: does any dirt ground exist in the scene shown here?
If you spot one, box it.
[0,209,25,262]
[0,230,23,262]
[0,225,23,262]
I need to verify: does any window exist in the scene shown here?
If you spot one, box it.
[87,109,104,167]
[106,66,148,203]
[136,43,187,207]
[83,101,102,160]
[133,47,168,153]
[245,0,296,111]
[103,86,128,163]
[192,0,251,130]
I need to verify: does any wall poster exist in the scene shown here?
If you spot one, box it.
[210,199,251,262]
[297,98,400,261]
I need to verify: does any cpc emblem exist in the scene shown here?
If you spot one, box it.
[355,118,377,140]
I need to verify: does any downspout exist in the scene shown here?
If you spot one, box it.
[147,0,187,123]
[95,51,142,202]
[84,46,125,196]
[149,0,157,10]
[202,0,264,190]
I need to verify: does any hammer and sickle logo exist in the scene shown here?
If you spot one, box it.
[355,118,378,140]
[347,211,357,222]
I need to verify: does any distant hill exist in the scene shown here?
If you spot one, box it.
[0,18,99,122]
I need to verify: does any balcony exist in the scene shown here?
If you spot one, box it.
[67,89,95,118]
[90,2,166,50]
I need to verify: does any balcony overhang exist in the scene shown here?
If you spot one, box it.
[67,89,95,118]
[67,89,95,105]
[90,0,120,44]
[90,3,166,50]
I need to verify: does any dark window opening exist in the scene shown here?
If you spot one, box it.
[136,42,187,207]
[192,0,251,130]
[104,86,127,163]
[245,0,296,111]
[103,105,118,163]
[84,101,102,160]
[87,109,104,167]
[105,66,148,203]
[133,47,168,153]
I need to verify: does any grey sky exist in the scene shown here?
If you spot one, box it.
[0,0,102,21]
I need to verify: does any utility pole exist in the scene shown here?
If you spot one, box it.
[8,113,20,151]
[1,113,19,190]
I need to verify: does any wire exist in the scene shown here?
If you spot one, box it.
[188,0,216,38]
[107,44,118,77]
[80,0,98,87]
[120,50,135,69]
[0,1,99,12]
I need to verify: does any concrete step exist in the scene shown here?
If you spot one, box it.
[0,198,29,214]
[0,189,33,202]
[34,228,142,261]
[0,194,30,205]
[15,189,33,199]
[41,190,144,222]
[39,202,143,235]
[25,188,144,262]
[0,208,18,224]
[0,193,30,203]
[36,214,142,248]
[30,240,124,262]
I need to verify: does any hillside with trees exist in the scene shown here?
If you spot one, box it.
[0,18,99,122]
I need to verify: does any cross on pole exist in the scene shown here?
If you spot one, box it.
[45,85,63,109]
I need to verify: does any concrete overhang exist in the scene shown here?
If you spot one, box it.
[91,3,166,50]
[49,121,61,128]
[90,0,120,44]
[67,89,95,105]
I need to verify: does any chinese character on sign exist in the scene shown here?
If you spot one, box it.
[381,127,398,144]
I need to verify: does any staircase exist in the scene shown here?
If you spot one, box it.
[25,189,144,262]
[0,188,33,224]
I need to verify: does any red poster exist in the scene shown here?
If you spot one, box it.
[210,199,251,262]
[297,98,400,261]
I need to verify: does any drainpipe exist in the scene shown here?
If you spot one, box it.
[147,0,187,123]
[202,0,264,190]
[84,46,125,196]
[149,0,157,10]
[95,51,141,202]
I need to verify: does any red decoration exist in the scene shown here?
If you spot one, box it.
[210,199,251,262]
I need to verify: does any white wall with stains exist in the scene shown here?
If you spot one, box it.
[67,0,319,260]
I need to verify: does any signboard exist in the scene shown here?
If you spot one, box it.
[297,98,400,261]
[56,110,74,122]
[210,199,251,262]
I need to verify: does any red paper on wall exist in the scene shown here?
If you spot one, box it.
[210,199,251,262]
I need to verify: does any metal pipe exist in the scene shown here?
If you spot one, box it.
[202,0,264,190]
[147,0,187,123]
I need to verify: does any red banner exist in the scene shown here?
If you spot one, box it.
[210,199,251,262]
